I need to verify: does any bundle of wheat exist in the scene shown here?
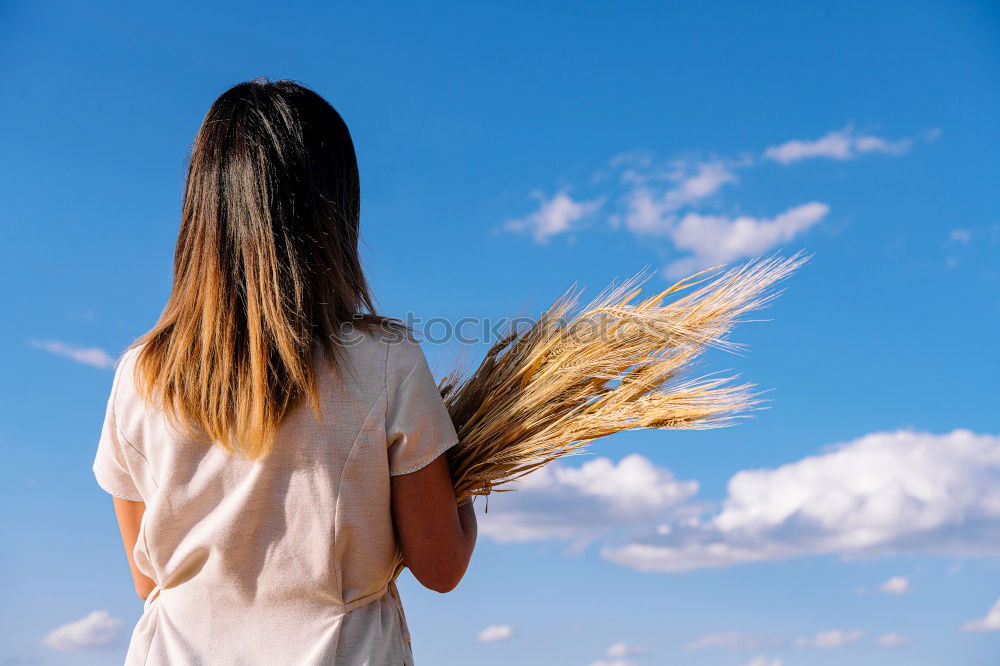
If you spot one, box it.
[390,252,806,580]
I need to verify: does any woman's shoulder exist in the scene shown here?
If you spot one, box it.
[111,343,143,394]
[102,342,151,443]
[337,319,422,367]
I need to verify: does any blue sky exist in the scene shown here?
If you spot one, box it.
[2,1,999,664]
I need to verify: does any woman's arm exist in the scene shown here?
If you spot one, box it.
[390,454,477,593]
[111,496,157,600]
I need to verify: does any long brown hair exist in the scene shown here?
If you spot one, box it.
[130,77,394,461]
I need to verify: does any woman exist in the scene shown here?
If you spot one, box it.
[92,78,477,665]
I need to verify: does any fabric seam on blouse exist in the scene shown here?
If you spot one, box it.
[140,603,159,666]
[386,339,422,406]
[332,387,389,605]
[110,350,160,493]
[383,336,423,444]
[384,338,455,476]
[94,352,153,501]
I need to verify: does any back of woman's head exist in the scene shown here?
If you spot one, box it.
[131,77,391,461]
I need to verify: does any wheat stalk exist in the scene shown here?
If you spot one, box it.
[389,252,807,581]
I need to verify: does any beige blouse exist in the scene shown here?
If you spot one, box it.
[93,332,460,665]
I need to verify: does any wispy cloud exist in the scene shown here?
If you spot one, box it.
[949,228,972,244]
[793,629,866,648]
[876,633,913,646]
[477,624,514,642]
[590,641,646,666]
[605,642,644,658]
[503,188,605,243]
[686,627,910,655]
[746,657,782,666]
[42,610,122,651]
[685,631,784,652]
[603,152,828,275]
[878,576,912,595]
[611,159,741,237]
[510,141,835,273]
[763,125,913,164]
[960,597,1000,632]
[29,340,116,369]
[507,123,920,283]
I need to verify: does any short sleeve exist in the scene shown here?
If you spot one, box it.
[385,340,460,476]
[92,362,143,501]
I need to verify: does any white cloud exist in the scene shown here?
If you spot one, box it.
[605,642,644,658]
[477,624,514,642]
[662,161,738,210]
[513,126,922,277]
[29,339,116,369]
[876,632,912,646]
[617,160,739,236]
[606,156,825,276]
[794,629,865,648]
[746,657,782,666]
[949,228,972,243]
[503,188,605,242]
[685,631,783,652]
[663,202,828,277]
[961,597,1000,632]
[42,610,122,651]
[478,453,698,545]
[602,430,1000,572]
[763,125,912,164]
[606,148,655,176]
[614,153,677,186]
[590,643,645,666]
[618,187,673,235]
[878,576,912,595]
